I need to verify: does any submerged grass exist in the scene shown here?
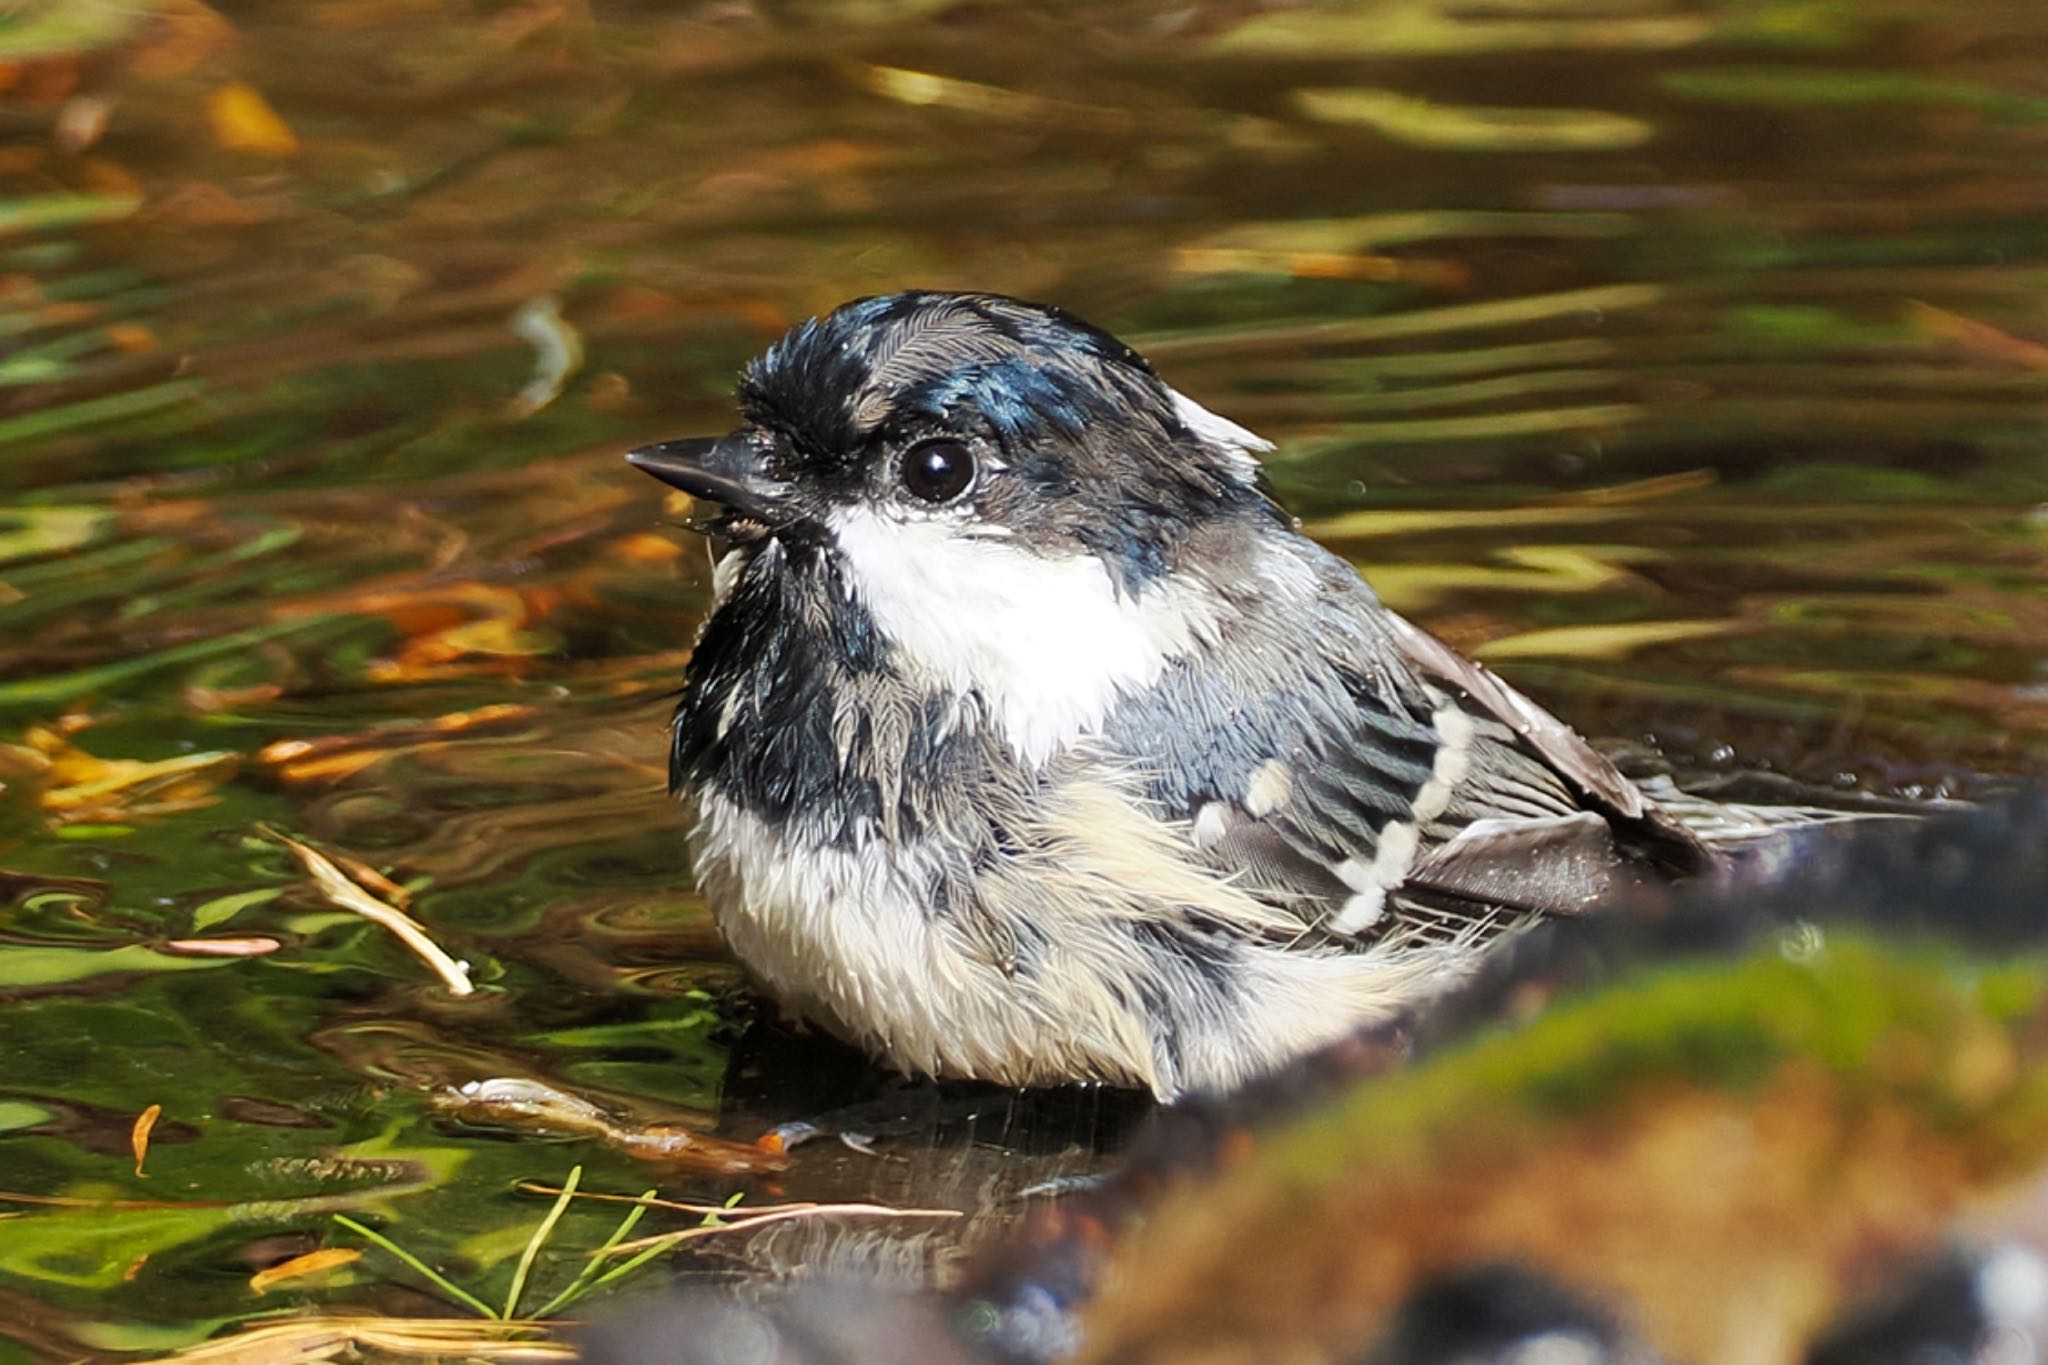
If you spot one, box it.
[331,1165,670,1322]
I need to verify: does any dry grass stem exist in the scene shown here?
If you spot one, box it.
[137,1315,573,1364]
[596,1200,964,1259]
[265,826,473,995]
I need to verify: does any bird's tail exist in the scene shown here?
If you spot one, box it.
[1636,774,1938,887]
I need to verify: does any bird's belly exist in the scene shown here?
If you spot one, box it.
[687,789,1158,1090]
[686,786,1465,1097]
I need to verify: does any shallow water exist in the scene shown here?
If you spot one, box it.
[0,0,2044,1355]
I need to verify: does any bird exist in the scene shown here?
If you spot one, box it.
[626,290,1869,1101]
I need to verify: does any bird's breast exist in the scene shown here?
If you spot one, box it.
[685,784,1165,1089]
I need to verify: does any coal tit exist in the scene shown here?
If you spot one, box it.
[628,291,1838,1100]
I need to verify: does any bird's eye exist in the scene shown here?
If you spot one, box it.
[900,439,977,504]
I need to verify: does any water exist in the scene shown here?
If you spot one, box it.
[0,0,2044,1355]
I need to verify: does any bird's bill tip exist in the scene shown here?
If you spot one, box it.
[625,434,788,524]
[626,437,727,485]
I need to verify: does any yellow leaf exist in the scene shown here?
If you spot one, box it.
[250,1247,361,1294]
[1295,87,1653,152]
[131,1103,161,1178]
[207,82,297,156]
[1473,619,1736,662]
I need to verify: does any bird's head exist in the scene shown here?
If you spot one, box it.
[630,291,1283,593]
[631,291,1296,763]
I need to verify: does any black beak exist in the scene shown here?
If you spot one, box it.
[626,435,790,525]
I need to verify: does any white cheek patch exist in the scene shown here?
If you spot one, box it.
[827,505,1222,765]
[1168,386,1272,486]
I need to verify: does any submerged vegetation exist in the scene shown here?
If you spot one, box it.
[327,1167,660,1322]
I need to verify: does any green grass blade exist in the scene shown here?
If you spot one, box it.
[574,1234,687,1300]
[528,1188,658,1319]
[332,1214,495,1319]
[503,1164,581,1320]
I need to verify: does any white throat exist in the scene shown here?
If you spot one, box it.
[826,505,1221,765]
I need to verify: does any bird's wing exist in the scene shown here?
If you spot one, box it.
[1108,550,1711,946]
[1174,668,1651,941]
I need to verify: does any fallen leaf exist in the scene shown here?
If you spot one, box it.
[104,322,158,353]
[207,82,298,156]
[611,532,683,563]
[161,937,283,957]
[20,725,237,825]
[249,1247,362,1294]
[257,703,538,786]
[132,1103,161,1178]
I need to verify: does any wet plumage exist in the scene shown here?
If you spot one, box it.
[629,291,1850,1099]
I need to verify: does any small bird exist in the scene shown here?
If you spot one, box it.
[628,291,1852,1101]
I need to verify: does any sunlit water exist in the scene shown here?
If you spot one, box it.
[0,0,2044,1355]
